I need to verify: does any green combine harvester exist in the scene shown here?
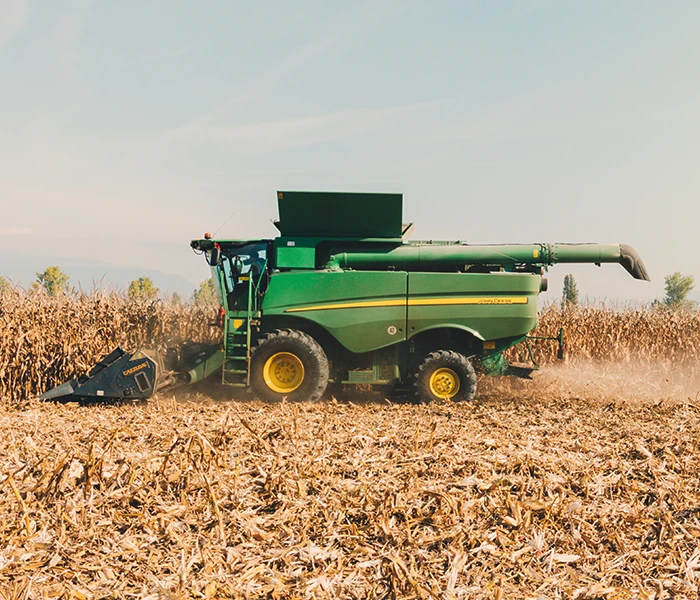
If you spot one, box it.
[41,191,649,403]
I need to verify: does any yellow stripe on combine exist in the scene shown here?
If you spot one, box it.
[285,296,528,313]
[286,299,406,313]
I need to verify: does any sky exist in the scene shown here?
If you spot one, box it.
[1,0,699,302]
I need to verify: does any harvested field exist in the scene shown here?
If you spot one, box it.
[1,377,700,598]
[2,293,700,597]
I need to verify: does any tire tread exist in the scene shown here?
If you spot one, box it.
[412,349,477,403]
[250,329,329,402]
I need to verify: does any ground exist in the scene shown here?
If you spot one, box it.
[1,367,699,599]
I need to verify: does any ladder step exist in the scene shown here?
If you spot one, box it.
[224,305,252,384]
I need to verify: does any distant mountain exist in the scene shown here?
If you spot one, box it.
[0,253,197,298]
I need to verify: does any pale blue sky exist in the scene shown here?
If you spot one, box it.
[1,0,698,300]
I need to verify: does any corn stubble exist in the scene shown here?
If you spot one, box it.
[1,293,700,598]
[2,396,700,598]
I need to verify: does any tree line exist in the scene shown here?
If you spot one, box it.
[562,271,695,310]
[0,266,218,305]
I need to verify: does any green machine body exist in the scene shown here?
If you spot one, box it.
[188,191,649,403]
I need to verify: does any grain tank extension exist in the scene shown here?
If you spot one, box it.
[41,191,649,403]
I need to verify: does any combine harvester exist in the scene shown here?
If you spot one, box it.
[42,192,649,403]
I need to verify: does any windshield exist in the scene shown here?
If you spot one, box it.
[237,243,268,276]
[214,242,268,295]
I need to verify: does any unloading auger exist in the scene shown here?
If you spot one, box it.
[41,191,650,403]
[326,243,649,281]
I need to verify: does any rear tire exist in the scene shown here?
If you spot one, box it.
[250,329,329,402]
[412,350,477,403]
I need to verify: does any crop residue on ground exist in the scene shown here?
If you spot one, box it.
[1,382,700,598]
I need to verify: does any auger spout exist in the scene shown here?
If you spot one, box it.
[544,243,650,280]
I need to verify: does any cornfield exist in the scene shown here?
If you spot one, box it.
[533,305,700,366]
[2,291,700,404]
[1,292,700,598]
[0,290,217,404]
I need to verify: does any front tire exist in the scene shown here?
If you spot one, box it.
[250,329,329,402]
[412,350,477,403]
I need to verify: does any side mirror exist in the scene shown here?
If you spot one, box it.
[207,247,221,266]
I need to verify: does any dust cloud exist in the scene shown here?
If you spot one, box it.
[481,359,700,404]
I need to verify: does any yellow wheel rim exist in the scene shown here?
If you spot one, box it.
[429,367,460,398]
[263,352,305,394]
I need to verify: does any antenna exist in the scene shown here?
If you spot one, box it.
[211,208,236,238]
